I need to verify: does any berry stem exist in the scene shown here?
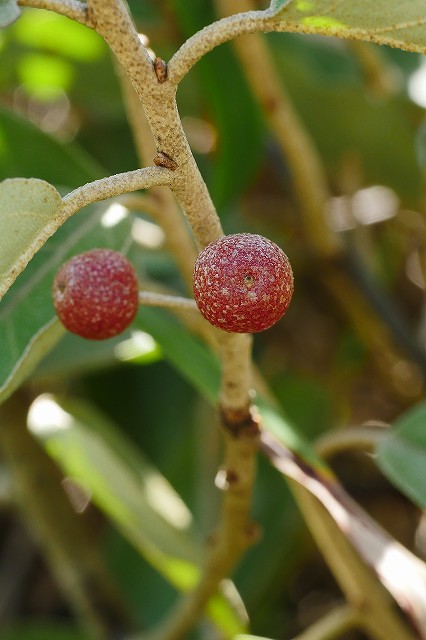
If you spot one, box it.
[138,291,198,312]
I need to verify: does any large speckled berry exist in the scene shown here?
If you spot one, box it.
[193,233,294,333]
[52,249,139,340]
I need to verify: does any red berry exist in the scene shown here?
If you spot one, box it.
[52,249,139,340]
[192,233,294,333]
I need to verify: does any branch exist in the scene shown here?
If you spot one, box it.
[287,482,415,640]
[145,333,257,640]
[17,0,91,25]
[168,9,275,86]
[151,413,260,640]
[118,71,198,288]
[87,0,223,250]
[87,0,154,86]
[78,7,259,638]
[60,167,173,221]
[218,333,253,425]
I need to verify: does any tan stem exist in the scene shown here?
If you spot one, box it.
[17,0,90,24]
[150,421,260,640]
[87,0,223,250]
[118,71,197,288]
[168,8,276,86]
[218,333,253,425]
[60,167,173,220]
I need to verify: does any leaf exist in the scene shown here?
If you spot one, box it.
[268,35,421,206]
[269,0,289,14]
[28,395,246,636]
[136,307,221,405]
[1,624,86,640]
[0,178,62,300]
[0,0,20,27]
[0,106,103,186]
[136,307,324,468]
[72,300,426,636]
[0,203,133,407]
[273,1,426,55]
[376,401,426,510]
[35,328,162,380]
[264,430,426,637]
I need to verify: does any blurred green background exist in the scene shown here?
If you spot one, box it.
[0,1,426,639]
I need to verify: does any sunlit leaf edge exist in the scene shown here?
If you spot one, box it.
[30,394,247,636]
[376,400,426,509]
[273,2,426,56]
[377,436,426,509]
[0,319,64,406]
[0,177,62,301]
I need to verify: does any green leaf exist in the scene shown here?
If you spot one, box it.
[13,9,105,62]
[0,0,19,27]
[136,307,221,404]
[274,1,426,54]
[269,0,289,14]
[1,624,86,640]
[268,35,421,206]
[136,307,324,469]
[0,204,133,406]
[0,106,103,186]
[376,401,426,509]
[0,178,62,300]
[35,328,162,380]
[28,395,246,636]
[18,53,74,100]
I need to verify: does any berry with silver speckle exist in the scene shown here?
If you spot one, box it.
[52,249,139,340]
[192,233,294,333]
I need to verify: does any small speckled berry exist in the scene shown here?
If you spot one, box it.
[193,233,294,333]
[52,249,139,340]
